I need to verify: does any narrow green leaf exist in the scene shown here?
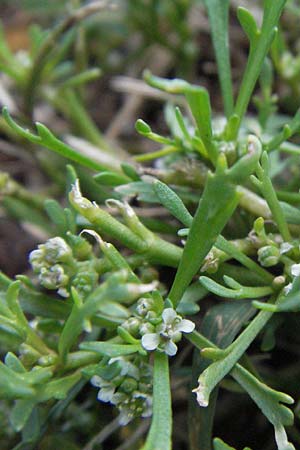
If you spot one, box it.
[153,180,193,227]
[203,0,233,117]
[233,1,287,138]
[214,437,252,450]
[141,352,172,450]
[169,171,240,308]
[199,276,273,299]
[79,342,142,357]
[232,365,295,450]
[2,107,107,172]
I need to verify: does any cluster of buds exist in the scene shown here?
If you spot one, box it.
[122,294,195,356]
[29,235,98,297]
[30,237,75,297]
[91,356,152,425]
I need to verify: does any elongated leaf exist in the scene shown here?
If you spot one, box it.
[189,301,255,450]
[233,1,287,137]
[214,438,252,450]
[153,180,193,227]
[80,342,142,357]
[2,107,108,172]
[141,352,172,450]
[203,0,233,117]
[169,171,240,307]
[193,298,278,406]
[232,365,295,450]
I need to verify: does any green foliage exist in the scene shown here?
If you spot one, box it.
[1,1,300,449]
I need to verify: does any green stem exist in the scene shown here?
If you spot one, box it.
[255,157,291,241]
[216,235,274,284]
[134,146,180,162]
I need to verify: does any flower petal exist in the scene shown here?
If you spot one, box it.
[98,386,115,402]
[164,340,178,356]
[162,308,177,324]
[141,333,160,351]
[291,263,300,277]
[90,375,104,388]
[175,319,195,333]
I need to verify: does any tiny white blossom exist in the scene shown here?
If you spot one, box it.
[291,264,300,277]
[280,242,293,254]
[141,308,195,356]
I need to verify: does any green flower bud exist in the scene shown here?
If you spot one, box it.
[39,264,69,293]
[30,237,73,272]
[67,232,93,260]
[258,245,280,267]
[136,297,155,317]
[120,378,138,394]
[122,317,142,336]
[140,322,155,335]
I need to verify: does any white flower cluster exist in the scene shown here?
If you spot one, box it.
[91,357,152,425]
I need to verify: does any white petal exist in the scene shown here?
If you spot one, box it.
[164,340,178,356]
[141,333,160,351]
[162,308,177,324]
[175,319,195,333]
[98,387,115,402]
[280,242,293,254]
[91,375,104,388]
[291,263,300,277]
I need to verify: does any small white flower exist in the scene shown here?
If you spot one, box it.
[280,242,293,254]
[291,264,300,277]
[91,375,116,403]
[141,308,195,356]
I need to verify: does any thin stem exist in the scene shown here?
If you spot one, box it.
[83,415,121,450]
[255,158,292,241]
[134,146,180,162]
[216,235,274,284]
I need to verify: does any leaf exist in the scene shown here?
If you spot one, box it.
[194,303,275,406]
[169,169,240,308]
[188,301,255,449]
[237,8,259,44]
[233,0,287,138]
[10,399,36,432]
[203,0,233,117]
[2,107,107,172]
[199,275,273,299]
[94,171,130,186]
[115,181,159,203]
[79,342,143,357]
[44,199,67,235]
[232,365,295,450]
[141,352,172,450]
[213,437,252,450]
[153,180,193,227]
[144,71,216,165]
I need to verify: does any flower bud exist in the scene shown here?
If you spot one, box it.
[257,245,280,267]
[120,378,138,394]
[136,297,155,317]
[122,317,142,336]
